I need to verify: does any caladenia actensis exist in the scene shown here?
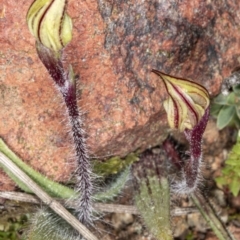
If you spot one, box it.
[27,0,93,223]
[152,70,210,193]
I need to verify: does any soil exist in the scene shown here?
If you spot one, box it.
[90,120,240,239]
[1,119,240,240]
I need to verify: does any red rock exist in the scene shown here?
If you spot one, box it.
[1,0,240,187]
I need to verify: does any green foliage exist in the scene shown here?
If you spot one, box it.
[94,166,131,202]
[135,175,172,240]
[212,84,240,197]
[215,130,240,196]
[0,138,75,198]
[23,167,131,240]
[0,138,132,239]
[25,209,82,240]
[93,153,139,177]
[133,148,173,240]
[185,230,194,240]
[0,137,132,203]
[211,85,240,129]
[0,214,28,240]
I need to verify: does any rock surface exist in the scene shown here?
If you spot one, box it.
[1,0,240,186]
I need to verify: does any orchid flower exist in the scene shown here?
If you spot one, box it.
[27,0,93,223]
[27,0,72,54]
[152,70,210,193]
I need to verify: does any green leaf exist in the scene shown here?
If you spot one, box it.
[213,93,229,105]
[93,153,138,177]
[215,177,227,186]
[232,144,240,155]
[217,105,235,129]
[233,113,240,128]
[94,166,131,202]
[226,92,236,105]
[26,209,83,240]
[235,102,240,119]
[233,84,240,96]
[135,176,172,240]
[221,167,232,175]
[0,138,75,198]
[229,176,240,197]
[225,158,240,166]
[215,130,240,197]
[212,92,235,105]
[210,103,222,117]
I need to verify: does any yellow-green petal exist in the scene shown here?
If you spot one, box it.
[152,69,210,131]
[27,0,72,52]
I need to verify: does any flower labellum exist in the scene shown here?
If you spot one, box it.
[27,0,72,53]
[152,69,210,132]
[152,69,210,193]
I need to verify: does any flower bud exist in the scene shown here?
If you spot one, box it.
[152,70,210,132]
[27,0,72,52]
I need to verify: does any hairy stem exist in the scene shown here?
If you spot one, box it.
[183,107,210,191]
[62,80,93,223]
[37,43,93,223]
